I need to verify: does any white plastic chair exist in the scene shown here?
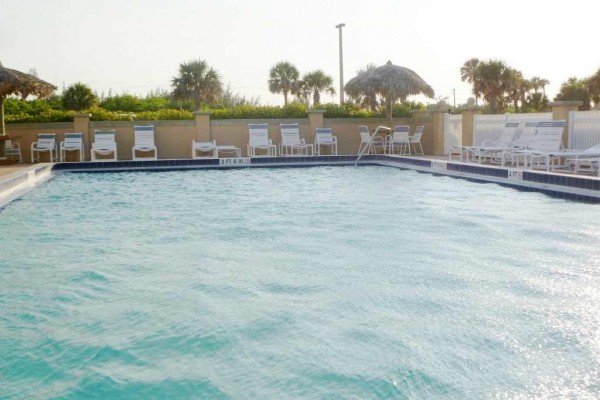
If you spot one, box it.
[31,133,57,163]
[315,128,337,155]
[408,125,425,155]
[132,125,157,160]
[91,130,117,161]
[247,123,276,156]
[357,126,385,154]
[4,139,22,163]
[386,125,411,155]
[279,123,313,156]
[192,140,218,158]
[60,132,84,162]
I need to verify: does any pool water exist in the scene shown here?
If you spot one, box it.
[0,166,598,399]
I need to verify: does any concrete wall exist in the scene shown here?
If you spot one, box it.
[6,112,435,161]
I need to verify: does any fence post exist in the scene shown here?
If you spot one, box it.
[73,113,91,161]
[460,106,479,148]
[549,101,582,148]
[430,108,447,155]
[194,111,212,142]
[307,110,325,146]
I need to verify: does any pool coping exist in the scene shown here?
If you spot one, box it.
[1,155,599,207]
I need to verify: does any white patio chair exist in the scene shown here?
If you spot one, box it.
[192,140,218,158]
[60,132,84,162]
[386,125,411,155]
[4,139,22,163]
[315,127,337,155]
[247,123,276,156]
[91,130,117,161]
[408,125,425,155]
[31,133,58,163]
[279,123,313,156]
[357,125,385,154]
[132,125,157,160]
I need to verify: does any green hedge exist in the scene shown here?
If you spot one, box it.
[5,102,425,123]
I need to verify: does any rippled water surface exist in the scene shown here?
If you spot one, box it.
[0,167,599,399]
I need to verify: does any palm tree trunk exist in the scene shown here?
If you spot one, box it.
[0,96,5,136]
[313,90,320,106]
[283,91,288,106]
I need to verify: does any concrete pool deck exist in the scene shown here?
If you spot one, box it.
[1,155,599,207]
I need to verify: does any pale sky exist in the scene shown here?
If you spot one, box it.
[1,0,599,107]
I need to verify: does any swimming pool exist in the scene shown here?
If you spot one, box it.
[1,166,598,399]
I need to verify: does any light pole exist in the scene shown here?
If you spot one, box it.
[335,23,345,104]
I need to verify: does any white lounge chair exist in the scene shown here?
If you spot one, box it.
[192,140,218,158]
[4,139,22,163]
[60,132,84,162]
[315,128,337,155]
[31,133,58,163]
[566,156,600,175]
[132,125,157,160]
[279,123,313,156]
[91,130,117,161]
[247,123,276,156]
[501,120,566,169]
[408,126,425,155]
[386,125,411,155]
[536,143,600,173]
[448,121,520,163]
[358,125,385,154]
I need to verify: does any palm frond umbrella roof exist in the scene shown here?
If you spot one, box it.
[0,62,57,136]
[0,63,57,98]
[345,60,434,100]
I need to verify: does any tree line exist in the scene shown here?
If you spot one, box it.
[461,58,600,113]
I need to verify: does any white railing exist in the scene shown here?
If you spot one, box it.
[443,113,462,155]
[568,110,600,149]
[473,112,552,145]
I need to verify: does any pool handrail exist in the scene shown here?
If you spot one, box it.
[355,126,391,167]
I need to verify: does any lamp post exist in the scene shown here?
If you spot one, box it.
[335,23,345,104]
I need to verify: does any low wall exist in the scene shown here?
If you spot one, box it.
[6,113,434,161]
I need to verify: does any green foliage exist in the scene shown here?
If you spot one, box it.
[135,109,194,120]
[6,109,74,123]
[211,104,307,120]
[100,94,171,112]
[62,82,98,111]
[87,107,134,121]
[321,103,373,118]
[555,77,590,110]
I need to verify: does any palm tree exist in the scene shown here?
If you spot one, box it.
[300,70,336,106]
[504,68,524,113]
[62,82,97,111]
[473,59,511,113]
[460,58,481,105]
[268,62,300,106]
[171,59,223,110]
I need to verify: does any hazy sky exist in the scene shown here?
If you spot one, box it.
[1,0,599,106]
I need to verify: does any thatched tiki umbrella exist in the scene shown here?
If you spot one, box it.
[0,62,57,137]
[345,60,434,126]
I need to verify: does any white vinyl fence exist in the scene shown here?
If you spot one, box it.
[443,113,462,155]
[472,112,552,145]
[568,110,600,149]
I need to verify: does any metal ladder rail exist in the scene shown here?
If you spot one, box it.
[355,126,391,167]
